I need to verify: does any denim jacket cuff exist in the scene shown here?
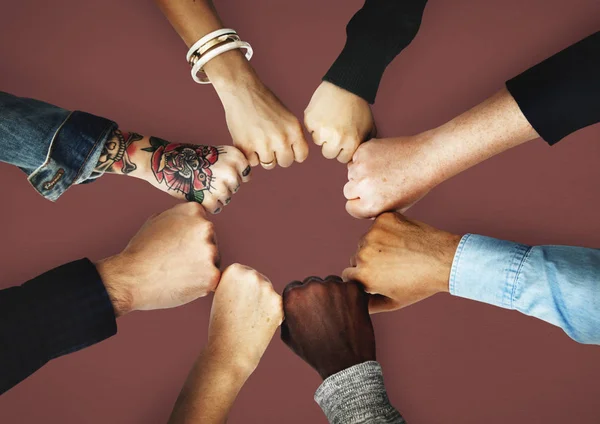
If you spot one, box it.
[27,111,117,201]
[449,234,532,310]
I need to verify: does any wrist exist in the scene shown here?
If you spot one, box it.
[203,49,258,92]
[203,343,256,382]
[95,255,134,318]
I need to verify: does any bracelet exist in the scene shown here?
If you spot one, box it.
[189,34,241,66]
[186,28,237,63]
[190,40,253,84]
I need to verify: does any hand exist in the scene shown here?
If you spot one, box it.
[344,135,439,219]
[96,202,220,316]
[342,212,461,313]
[207,53,309,170]
[281,276,376,380]
[304,81,375,163]
[207,264,283,375]
[97,130,251,214]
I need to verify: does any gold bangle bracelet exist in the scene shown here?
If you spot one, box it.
[188,34,241,66]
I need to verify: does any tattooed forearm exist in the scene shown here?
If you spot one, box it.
[95,129,144,174]
[142,136,224,204]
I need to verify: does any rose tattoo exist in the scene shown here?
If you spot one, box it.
[142,137,221,204]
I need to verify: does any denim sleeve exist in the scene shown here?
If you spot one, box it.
[0,91,117,201]
[450,234,600,344]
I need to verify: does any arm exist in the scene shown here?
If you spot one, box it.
[0,91,249,212]
[450,234,600,344]
[343,212,600,345]
[305,0,428,162]
[281,277,404,423]
[0,202,220,394]
[155,0,309,170]
[168,264,282,424]
[0,259,117,395]
[345,31,600,218]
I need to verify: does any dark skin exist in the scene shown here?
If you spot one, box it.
[281,276,376,380]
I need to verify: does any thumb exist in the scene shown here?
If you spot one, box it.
[368,294,400,314]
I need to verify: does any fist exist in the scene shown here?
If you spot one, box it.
[342,212,461,313]
[217,76,309,170]
[305,81,375,163]
[344,135,440,218]
[207,264,283,374]
[281,276,375,380]
[97,203,220,315]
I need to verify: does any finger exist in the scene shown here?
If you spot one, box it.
[341,266,357,282]
[292,138,309,163]
[321,142,342,160]
[345,199,371,219]
[222,172,242,197]
[229,150,251,182]
[257,149,276,170]
[246,151,260,167]
[282,280,304,299]
[200,186,229,214]
[275,144,295,168]
[369,294,399,314]
[343,181,359,200]
[311,129,326,147]
[337,147,354,164]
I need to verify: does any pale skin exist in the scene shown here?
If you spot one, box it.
[304,81,376,163]
[95,130,250,214]
[168,264,283,424]
[344,87,540,218]
[342,212,462,313]
[155,0,309,170]
[96,202,221,316]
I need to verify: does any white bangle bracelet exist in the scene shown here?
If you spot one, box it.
[190,40,253,84]
[186,28,237,63]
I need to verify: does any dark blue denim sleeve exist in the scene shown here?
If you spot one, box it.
[0,259,117,394]
[0,91,117,201]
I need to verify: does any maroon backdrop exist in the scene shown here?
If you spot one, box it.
[1,0,599,423]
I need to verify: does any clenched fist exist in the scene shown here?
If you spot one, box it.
[207,264,283,374]
[96,203,220,316]
[343,212,461,313]
[305,81,375,163]
[210,56,309,170]
[344,135,439,219]
[281,276,376,379]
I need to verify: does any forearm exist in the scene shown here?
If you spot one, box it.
[168,347,251,424]
[424,87,539,185]
[315,361,404,424]
[450,234,600,344]
[0,260,117,394]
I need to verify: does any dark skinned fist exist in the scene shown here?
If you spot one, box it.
[281,276,376,380]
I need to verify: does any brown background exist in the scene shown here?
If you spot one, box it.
[1,0,599,423]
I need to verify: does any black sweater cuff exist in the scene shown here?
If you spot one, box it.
[323,0,428,104]
[506,31,600,145]
[0,259,117,394]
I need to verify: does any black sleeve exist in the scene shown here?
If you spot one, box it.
[323,0,428,104]
[0,259,117,395]
[506,31,600,145]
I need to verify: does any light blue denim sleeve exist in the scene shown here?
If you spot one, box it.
[450,234,600,344]
[0,91,117,201]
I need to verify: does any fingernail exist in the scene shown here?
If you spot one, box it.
[242,166,251,177]
[233,185,240,193]
[225,198,231,205]
[214,208,221,214]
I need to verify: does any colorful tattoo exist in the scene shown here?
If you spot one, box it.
[142,137,222,204]
[96,129,143,174]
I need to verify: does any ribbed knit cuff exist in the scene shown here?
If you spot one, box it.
[314,361,404,424]
[323,39,390,104]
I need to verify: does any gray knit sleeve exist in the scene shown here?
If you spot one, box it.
[314,361,405,424]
